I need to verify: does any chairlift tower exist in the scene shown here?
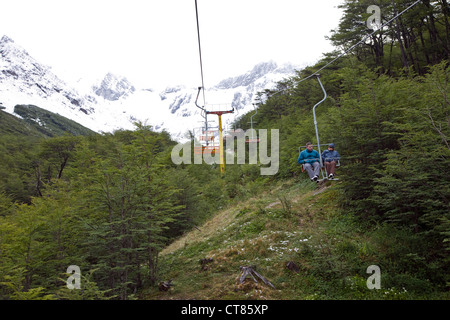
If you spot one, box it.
[195,87,234,175]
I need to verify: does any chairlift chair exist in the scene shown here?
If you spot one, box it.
[298,144,341,181]
[298,75,341,182]
[194,126,220,155]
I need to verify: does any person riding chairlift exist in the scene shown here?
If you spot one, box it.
[297,142,321,182]
[321,143,340,179]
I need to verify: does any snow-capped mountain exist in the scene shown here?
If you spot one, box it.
[0,35,96,117]
[0,35,297,141]
[93,73,136,101]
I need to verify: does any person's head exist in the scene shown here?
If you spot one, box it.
[306,142,313,151]
[328,143,335,151]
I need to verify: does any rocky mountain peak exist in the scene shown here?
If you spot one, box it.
[0,35,14,45]
[215,61,286,90]
[93,73,136,101]
[0,34,29,62]
[0,35,94,117]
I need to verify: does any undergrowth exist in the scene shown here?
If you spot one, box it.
[144,178,449,300]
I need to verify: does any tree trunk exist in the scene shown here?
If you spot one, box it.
[392,0,410,69]
[422,0,446,62]
[418,20,431,65]
[441,0,450,55]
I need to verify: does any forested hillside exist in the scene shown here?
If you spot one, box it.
[0,0,449,301]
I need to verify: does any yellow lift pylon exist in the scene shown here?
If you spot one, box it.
[207,109,233,175]
[194,87,234,175]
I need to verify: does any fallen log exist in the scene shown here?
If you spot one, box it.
[239,266,276,289]
[158,279,174,292]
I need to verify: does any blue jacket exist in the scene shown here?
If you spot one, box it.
[298,149,320,164]
[321,149,340,162]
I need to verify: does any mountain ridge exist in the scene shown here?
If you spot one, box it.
[0,35,298,140]
[0,104,95,138]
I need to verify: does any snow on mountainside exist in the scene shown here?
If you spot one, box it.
[0,35,297,141]
[93,73,136,101]
[0,36,98,125]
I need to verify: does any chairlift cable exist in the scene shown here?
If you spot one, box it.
[195,0,207,106]
[266,0,422,98]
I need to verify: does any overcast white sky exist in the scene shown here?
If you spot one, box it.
[1,0,344,89]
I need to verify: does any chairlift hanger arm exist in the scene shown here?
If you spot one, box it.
[312,75,327,159]
[195,86,205,111]
[312,75,327,119]
[251,108,258,120]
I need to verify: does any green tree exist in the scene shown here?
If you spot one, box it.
[69,128,184,299]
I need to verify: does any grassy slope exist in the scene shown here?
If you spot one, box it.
[145,175,450,300]
[144,178,384,300]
